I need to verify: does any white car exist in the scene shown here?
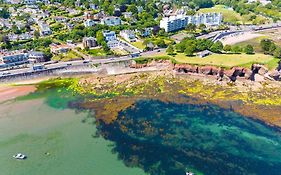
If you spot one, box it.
[13,153,27,160]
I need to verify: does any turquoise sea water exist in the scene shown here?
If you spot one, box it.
[1,88,281,175]
[0,90,145,175]
[98,99,281,175]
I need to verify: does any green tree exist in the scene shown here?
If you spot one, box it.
[96,30,104,45]
[231,45,242,54]
[0,7,10,19]
[34,30,40,39]
[274,47,281,58]
[260,39,274,54]
[244,44,254,54]
[166,45,175,55]
[184,45,196,56]
[127,5,138,14]
[186,23,196,32]
[155,39,166,48]
[210,41,223,53]
[223,44,232,52]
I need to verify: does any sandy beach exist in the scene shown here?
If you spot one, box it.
[0,85,36,103]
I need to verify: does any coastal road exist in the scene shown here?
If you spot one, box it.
[0,49,166,78]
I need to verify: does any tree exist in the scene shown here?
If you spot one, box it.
[166,45,175,55]
[274,47,281,58]
[155,39,166,48]
[101,41,110,53]
[0,7,10,19]
[127,5,138,14]
[260,39,274,54]
[199,24,206,31]
[210,41,223,53]
[184,45,196,56]
[244,44,254,54]
[96,30,104,45]
[231,45,242,54]
[34,30,40,39]
[223,45,232,52]
[186,23,196,32]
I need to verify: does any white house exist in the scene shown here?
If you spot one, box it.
[102,31,120,48]
[84,19,95,27]
[101,16,121,26]
[103,30,117,41]
[107,40,120,48]
[38,22,52,36]
[123,12,133,19]
[120,30,136,42]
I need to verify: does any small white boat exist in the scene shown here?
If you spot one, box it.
[13,153,27,160]
[186,172,194,175]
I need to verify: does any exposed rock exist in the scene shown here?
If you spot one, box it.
[252,64,268,75]
[174,64,198,73]
[198,66,218,75]
[130,63,147,68]
[254,74,265,82]
[277,60,281,71]
[269,70,281,80]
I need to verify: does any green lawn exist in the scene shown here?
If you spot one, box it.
[198,5,251,24]
[52,50,81,61]
[172,53,276,69]
[130,41,146,50]
[234,36,268,53]
[84,48,107,56]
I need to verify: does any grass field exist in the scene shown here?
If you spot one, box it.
[130,41,146,50]
[84,48,107,56]
[198,5,269,24]
[172,53,277,69]
[143,51,278,69]
[234,36,268,53]
[52,50,80,61]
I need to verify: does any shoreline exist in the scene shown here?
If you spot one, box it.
[1,68,281,128]
[0,85,37,103]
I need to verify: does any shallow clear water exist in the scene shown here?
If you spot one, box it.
[1,89,281,175]
[0,92,145,175]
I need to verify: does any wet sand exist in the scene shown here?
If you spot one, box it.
[0,85,36,103]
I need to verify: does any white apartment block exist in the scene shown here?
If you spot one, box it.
[248,0,271,5]
[160,13,223,32]
[120,30,136,42]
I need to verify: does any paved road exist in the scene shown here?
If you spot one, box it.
[197,22,281,42]
[0,49,166,78]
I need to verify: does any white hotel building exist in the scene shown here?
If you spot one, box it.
[160,13,223,32]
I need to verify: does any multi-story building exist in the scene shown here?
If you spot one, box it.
[82,37,98,48]
[101,16,121,26]
[38,22,52,36]
[24,0,36,4]
[120,30,136,42]
[103,30,117,42]
[50,44,70,54]
[28,51,46,63]
[160,13,223,32]
[102,31,119,48]
[84,19,95,27]
[0,50,29,68]
[135,28,152,37]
